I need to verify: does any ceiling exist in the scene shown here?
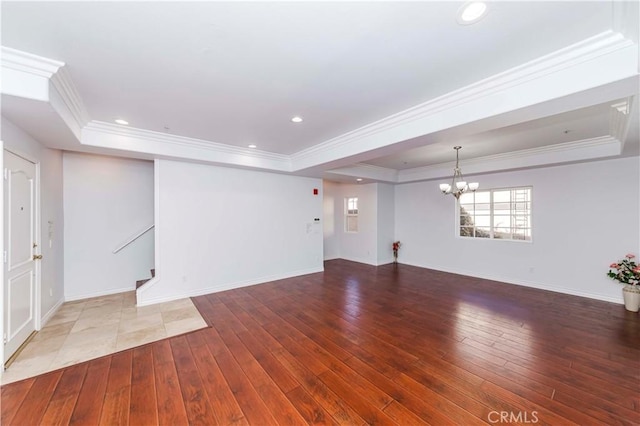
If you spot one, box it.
[1,1,639,184]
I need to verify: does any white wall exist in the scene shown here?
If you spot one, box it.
[376,183,395,265]
[395,157,640,303]
[322,180,340,260]
[1,117,65,350]
[336,183,378,265]
[138,159,323,305]
[63,152,154,300]
[322,181,395,266]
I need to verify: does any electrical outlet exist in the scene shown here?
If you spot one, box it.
[49,288,53,297]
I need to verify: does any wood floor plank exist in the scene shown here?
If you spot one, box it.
[187,334,248,426]
[316,368,397,425]
[206,330,280,425]
[69,357,111,425]
[40,363,89,426]
[277,310,356,362]
[1,377,35,425]
[285,385,339,425]
[7,371,61,426]
[2,260,638,425]
[98,387,130,426]
[502,361,640,421]
[272,348,366,425]
[235,329,300,393]
[152,340,190,426]
[99,351,132,426]
[40,395,82,426]
[342,354,464,425]
[479,380,580,425]
[261,321,330,376]
[170,336,218,425]
[215,324,310,425]
[383,400,430,425]
[129,345,158,426]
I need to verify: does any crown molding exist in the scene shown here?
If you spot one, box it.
[610,96,634,149]
[49,66,90,131]
[397,136,621,183]
[82,121,292,172]
[1,46,62,100]
[2,46,88,139]
[1,46,63,77]
[291,30,636,171]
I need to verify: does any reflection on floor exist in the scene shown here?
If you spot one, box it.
[1,291,208,385]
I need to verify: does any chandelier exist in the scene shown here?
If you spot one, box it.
[439,146,479,199]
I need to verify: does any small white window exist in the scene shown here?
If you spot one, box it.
[459,187,532,241]
[345,197,358,233]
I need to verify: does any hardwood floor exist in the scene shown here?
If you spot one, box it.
[2,259,639,425]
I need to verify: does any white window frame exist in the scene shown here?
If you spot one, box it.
[345,197,359,233]
[457,186,532,242]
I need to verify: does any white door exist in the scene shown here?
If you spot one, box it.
[3,150,37,362]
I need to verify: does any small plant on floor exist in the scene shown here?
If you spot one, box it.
[392,241,401,263]
[607,254,640,285]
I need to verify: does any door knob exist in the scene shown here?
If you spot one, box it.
[33,254,43,260]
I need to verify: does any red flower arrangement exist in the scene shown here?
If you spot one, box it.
[392,241,401,262]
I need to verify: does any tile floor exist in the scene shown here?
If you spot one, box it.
[1,291,208,385]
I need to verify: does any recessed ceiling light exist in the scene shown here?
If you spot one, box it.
[114,119,129,125]
[291,116,303,123]
[457,1,487,24]
[356,178,363,182]
[248,144,257,149]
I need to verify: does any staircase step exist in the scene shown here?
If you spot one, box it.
[136,279,150,289]
[151,268,155,278]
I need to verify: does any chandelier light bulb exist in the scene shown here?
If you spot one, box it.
[456,181,467,190]
[468,182,479,191]
[440,183,451,193]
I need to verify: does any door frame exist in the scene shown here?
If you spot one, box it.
[1,144,42,369]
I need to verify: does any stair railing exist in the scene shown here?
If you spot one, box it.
[112,224,155,254]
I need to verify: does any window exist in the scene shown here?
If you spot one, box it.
[459,187,531,241]
[345,197,358,233]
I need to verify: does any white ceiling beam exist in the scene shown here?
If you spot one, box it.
[82,121,293,172]
[290,31,638,172]
[325,164,398,183]
[398,136,622,183]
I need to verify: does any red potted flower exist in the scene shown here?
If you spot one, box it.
[392,241,401,263]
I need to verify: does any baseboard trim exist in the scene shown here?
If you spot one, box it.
[399,260,623,304]
[337,257,396,267]
[64,286,135,302]
[137,266,325,307]
[40,298,64,328]
[338,256,378,266]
